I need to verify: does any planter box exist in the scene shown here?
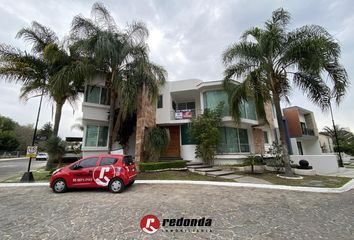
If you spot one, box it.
[293,168,315,176]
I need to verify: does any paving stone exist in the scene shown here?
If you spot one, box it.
[1,185,354,239]
[206,170,235,176]
[187,165,212,169]
[219,174,243,179]
[194,168,221,172]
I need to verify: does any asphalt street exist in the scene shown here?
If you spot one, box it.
[0,184,353,239]
[0,158,46,181]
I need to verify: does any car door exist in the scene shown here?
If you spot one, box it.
[93,157,119,187]
[123,156,137,180]
[70,157,99,188]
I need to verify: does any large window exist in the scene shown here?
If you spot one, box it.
[203,90,229,116]
[203,90,257,120]
[217,127,250,153]
[85,85,109,105]
[85,125,109,147]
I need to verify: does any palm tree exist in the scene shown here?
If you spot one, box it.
[70,2,166,151]
[222,8,348,176]
[322,126,354,144]
[0,22,87,169]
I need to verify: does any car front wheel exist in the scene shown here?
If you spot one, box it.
[109,178,125,193]
[52,179,67,193]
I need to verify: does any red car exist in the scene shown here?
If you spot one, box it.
[50,154,137,193]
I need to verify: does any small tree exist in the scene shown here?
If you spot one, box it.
[143,127,170,162]
[191,103,224,165]
[45,136,66,169]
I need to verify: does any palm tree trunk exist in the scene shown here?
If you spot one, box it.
[46,101,64,170]
[53,101,64,137]
[108,84,118,153]
[273,93,294,176]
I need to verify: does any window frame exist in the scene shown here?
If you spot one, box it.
[85,125,109,147]
[85,85,109,105]
[157,95,163,108]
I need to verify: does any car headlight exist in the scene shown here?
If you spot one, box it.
[52,168,62,175]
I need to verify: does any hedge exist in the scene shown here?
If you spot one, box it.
[139,160,187,172]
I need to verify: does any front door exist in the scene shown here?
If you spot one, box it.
[161,125,181,158]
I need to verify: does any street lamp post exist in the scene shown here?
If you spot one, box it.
[20,91,44,182]
[328,98,344,167]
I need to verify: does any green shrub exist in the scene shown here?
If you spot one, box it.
[139,160,187,172]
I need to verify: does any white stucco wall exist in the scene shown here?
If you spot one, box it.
[180,145,200,161]
[302,139,322,155]
[290,155,339,174]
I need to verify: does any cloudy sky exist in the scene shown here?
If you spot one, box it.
[0,0,353,138]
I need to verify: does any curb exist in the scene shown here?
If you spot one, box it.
[1,179,354,193]
[0,157,28,162]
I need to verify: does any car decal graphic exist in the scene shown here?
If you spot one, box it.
[93,165,115,186]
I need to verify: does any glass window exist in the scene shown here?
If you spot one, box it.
[85,125,108,147]
[100,157,117,166]
[123,156,134,165]
[202,90,257,120]
[85,125,99,147]
[78,157,98,168]
[100,87,109,105]
[85,85,109,105]
[181,124,197,145]
[203,90,229,116]
[186,102,195,109]
[157,95,163,108]
[263,131,269,144]
[217,127,249,153]
[85,86,101,104]
[98,126,109,147]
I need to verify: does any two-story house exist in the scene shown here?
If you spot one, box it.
[156,79,278,165]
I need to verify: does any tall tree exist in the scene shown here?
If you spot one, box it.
[222,8,348,176]
[70,2,166,151]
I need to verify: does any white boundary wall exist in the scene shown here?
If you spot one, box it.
[290,155,339,175]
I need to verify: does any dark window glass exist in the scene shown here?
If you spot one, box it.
[157,95,163,108]
[100,157,117,166]
[100,87,109,105]
[78,157,98,168]
[85,86,100,104]
[181,124,197,145]
[187,102,195,109]
[123,156,134,165]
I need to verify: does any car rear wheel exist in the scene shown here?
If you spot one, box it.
[52,179,67,193]
[109,178,125,193]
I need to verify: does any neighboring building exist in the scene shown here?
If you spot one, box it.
[319,133,334,153]
[156,79,278,164]
[283,106,322,155]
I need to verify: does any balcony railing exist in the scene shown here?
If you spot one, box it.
[170,109,202,120]
[302,128,315,136]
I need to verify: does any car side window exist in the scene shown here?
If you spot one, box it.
[100,157,117,166]
[77,157,99,169]
[123,156,134,165]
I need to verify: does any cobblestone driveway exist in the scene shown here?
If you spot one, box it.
[0,184,353,240]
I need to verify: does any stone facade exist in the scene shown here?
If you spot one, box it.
[134,85,156,162]
[252,128,264,154]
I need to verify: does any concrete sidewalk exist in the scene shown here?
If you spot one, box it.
[1,179,354,193]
